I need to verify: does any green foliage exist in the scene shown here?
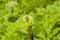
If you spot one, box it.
[0,0,60,40]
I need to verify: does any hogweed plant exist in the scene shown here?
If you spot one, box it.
[0,0,60,40]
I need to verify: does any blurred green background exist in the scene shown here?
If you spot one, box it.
[0,0,60,40]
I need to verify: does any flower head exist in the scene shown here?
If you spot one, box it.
[6,1,18,7]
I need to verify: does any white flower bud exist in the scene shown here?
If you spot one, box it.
[23,15,34,24]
